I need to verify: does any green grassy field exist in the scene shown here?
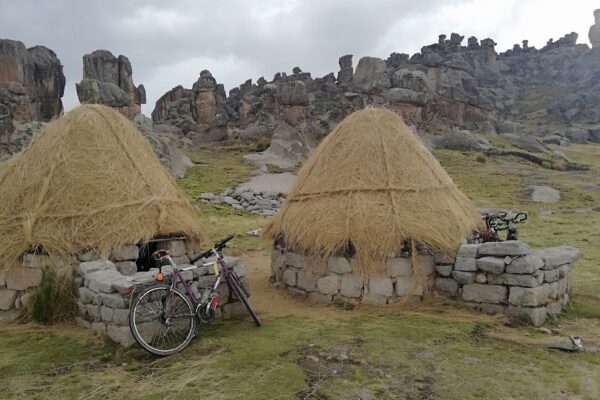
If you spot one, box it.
[1,143,599,399]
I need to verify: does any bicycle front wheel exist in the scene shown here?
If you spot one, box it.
[129,285,196,356]
[227,273,261,327]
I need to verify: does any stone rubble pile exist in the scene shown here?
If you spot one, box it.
[270,246,435,306]
[199,187,285,216]
[435,241,579,326]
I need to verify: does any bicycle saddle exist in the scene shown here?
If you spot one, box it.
[152,249,174,260]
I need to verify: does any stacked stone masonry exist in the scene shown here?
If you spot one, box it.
[1,238,248,347]
[271,246,435,306]
[435,241,579,326]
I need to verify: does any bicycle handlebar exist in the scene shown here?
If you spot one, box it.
[189,235,235,264]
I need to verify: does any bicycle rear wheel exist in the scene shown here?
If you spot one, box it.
[227,272,261,327]
[129,285,196,356]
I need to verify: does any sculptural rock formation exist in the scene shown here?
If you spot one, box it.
[76,50,146,119]
[0,39,65,153]
[589,9,600,49]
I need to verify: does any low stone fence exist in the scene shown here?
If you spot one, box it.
[270,246,435,305]
[75,240,247,346]
[199,188,285,216]
[435,241,579,326]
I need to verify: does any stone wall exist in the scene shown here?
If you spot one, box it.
[1,238,249,347]
[435,241,579,326]
[270,246,435,306]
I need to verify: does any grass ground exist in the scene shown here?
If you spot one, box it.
[1,143,600,399]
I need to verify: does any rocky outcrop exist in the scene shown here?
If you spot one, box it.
[0,39,65,154]
[589,9,600,49]
[76,50,145,119]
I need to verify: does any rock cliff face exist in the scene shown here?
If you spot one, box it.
[0,39,65,154]
[76,50,146,119]
[150,9,600,164]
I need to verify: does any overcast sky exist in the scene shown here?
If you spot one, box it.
[1,0,597,114]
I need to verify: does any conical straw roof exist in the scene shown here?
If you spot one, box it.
[264,108,481,266]
[0,104,205,270]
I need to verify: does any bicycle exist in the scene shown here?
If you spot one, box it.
[469,211,528,243]
[128,235,261,356]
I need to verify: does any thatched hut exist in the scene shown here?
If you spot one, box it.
[264,108,481,305]
[0,105,205,325]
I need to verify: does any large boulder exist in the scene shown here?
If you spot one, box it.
[352,57,390,93]
[0,39,65,150]
[76,50,145,119]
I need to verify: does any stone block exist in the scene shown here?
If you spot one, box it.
[21,253,50,269]
[85,304,102,322]
[416,255,434,275]
[546,301,562,317]
[395,277,423,297]
[506,253,545,273]
[328,257,352,274]
[455,257,477,272]
[452,271,475,285]
[76,317,91,329]
[86,269,123,293]
[435,264,453,277]
[78,260,115,278]
[463,302,506,315]
[271,248,286,275]
[196,275,217,289]
[306,292,333,305]
[507,306,547,326]
[457,243,480,258]
[544,269,560,283]
[287,287,307,301]
[477,257,505,274]
[362,293,387,305]
[317,275,340,295]
[285,252,305,269]
[540,246,580,269]
[111,276,134,295]
[297,270,318,292]
[155,240,187,257]
[5,267,42,290]
[478,241,532,256]
[282,269,297,286]
[435,278,458,297]
[509,285,552,307]
[387,258,412,276]
[107,324,136,347]
[17,292,32,310]
[558,265,570,279]
[462,284,507,304]
[558,278,567,295]
[112,308,130,326]
[78,249,101,262]
[110,245,139,261]
[100,306,114,322]
[78,287,96,305]
[368,277,393,297]
[488,273,540,288]
[115,261,137,276]
[0,289,17,310]
[340,276,363,298]
[434,253,455,264]
[99,292,126,308]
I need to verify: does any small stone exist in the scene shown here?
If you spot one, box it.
[78,287,96,304]
[115,261,137,276]
[462,284,507,304]
[435,264,453,277]
[452,271,476,285]
[457,244,480,258]
[100,306,114,322]
[477,257,505,274]
[317,275,340,295]
[98,292,126,308]
[475,272,487,284]
[340,276,363,298]
[435,278,458,297]
[455,257,477,272]
[546,301,562,317]
[507,306,547,326]
[506,253,545,274]
[327,257,352,274]
[544,269,560,283]
[282,269,297,286]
